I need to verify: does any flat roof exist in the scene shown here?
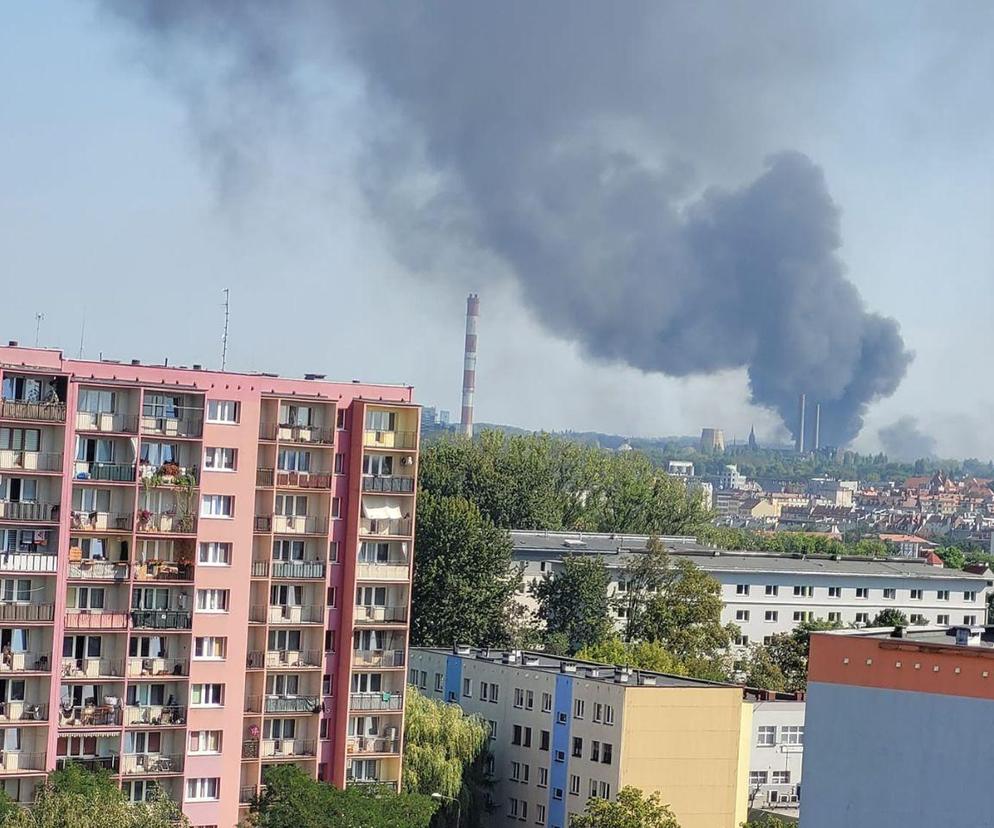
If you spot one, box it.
[819,625,994,651]
[510,530,989,582]
[412,646,734,690]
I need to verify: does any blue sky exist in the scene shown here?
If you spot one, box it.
[3,2,993,457]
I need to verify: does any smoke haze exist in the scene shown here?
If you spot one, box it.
[101,1,914,445]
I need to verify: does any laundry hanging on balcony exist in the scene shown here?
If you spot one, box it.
[361,497,402,521]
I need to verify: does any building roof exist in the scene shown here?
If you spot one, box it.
[816,625,994,653]
[878,533,934,545]
[509,530,990,582]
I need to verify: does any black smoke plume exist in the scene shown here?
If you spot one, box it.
[101,1,913,445]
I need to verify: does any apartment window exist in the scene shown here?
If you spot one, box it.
[525,689,534,710]
[512,725,532,747]
[508,798,521,818]
[278,449,312,472]
[883,588,896,600]
[336,408,347,430]
[541,692,552,713]
[573,698,585,720]
[757,725,776,746]
[198,542,231,566]
[568,774,581,796]
[488,721,498,741]
[597,781,610,798]
[794,585,813,597]
[323,674,333,696]
[206,400,239,423]
[0,428,40,452]
[540,730,550,751]
[855,612,869,624]
[749,771,769,785]
[434,673,444,693]
[828,586,842,598]
[77,389,115,414]
[604,704,614,725]
[827,612,841,623]
[781,725,804,745]
[195,589,229,613]
[765,584,779,596]
[772,770,791,785]
[191,683,224,706]
[910,589,923,600]
[320,719,329,740]
[193,636,226,660]
[736,610,750,622]
[601,742,612,765]
[67,586,104,609]
[937,614,950,625]
[572,736,583,758]
[910,614,927,625]
[937,590,950,601]
[792,612,813,623]
[736,584,750,595]
[589,779,598,798]
[590,740,600,762]
[200,495,233,518]
[511,761,524,782]
[538,767,549,787]
[763,635,774,645]
[463,678,472,698]
[855,587,869,599]
[365,410,397,432]
[204,447,236,471]
[514,688,525,709]
[964,615,978,625]
[536,803,546,824]
[189,730,222,754]
[186,778,220,801]
[965,591,978,601]
[764,610,778,622]
[552,788,563,801]
[331,497,342,518]
[735,634,750,646]
[554,750,565,763]
[334,452,345,474]
[328,541,339,563]
[324,630,335,652]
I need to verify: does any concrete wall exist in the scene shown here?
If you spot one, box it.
[748,700,804,811]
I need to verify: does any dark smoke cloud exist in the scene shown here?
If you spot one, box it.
[101,0,913,445]
[878,417,938,461]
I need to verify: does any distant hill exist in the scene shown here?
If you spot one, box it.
[422,421,700,451]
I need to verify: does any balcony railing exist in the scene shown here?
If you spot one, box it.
[0,399,67,423]
[363,430,417,450]
[133,561,194,582]
[263,604,326,625]
[0,752,46,772]
[130,610,193,630]
[55,755,119,772]
[64,610,129,630]
[0,501,59,522]
[361,476,415,494]
[346,772,398,790]
[0,553,57,574]
[346,736,400,756]
[0,651,50,673]
[244,695,263,714]
[272,514,328,535]
[353,605,408,625]
[0,603,54,622]
[264,695,321,714]
[359,518,412,537]
[271,561,326,580]
[254,515,273,533]
[59,706,123,727]
[263,650,323,670]
[356,562,410,581]
[276,424,336,445]
[125,705,186,726]
[70,511,133,532]
[121,754,184,775]
[350,692,403,712]
[352,649,406,669]
[242,739,260,759]
[0,450,63,472]
[74,462,137,482]
[68,561,129,581]
[137,513,196,534]
[256,468,274,487]
[75,411,139,434]
[140,415,203,439]
[61,657,125,679]
[261,738,318,758]
[0,701,48,722]
[126,657,188,678]
[274,470,333,490]
[240,785,260,803]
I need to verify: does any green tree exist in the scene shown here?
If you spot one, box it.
[741,644,787,691]
[570,786,680,827]
[404,686,491,827]
[871,608,909,627]
[614,537,672,641]
[412,492,521,647]
[248,765,436,828]
[766,618,842,691]
[532,554,612,653]
[576,637,686,675]
[937,546,967,570]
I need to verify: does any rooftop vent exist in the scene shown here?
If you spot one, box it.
[639,674,658,686]
[304,373,326,381]
[502,650,520,664]
[586,668,608,679]
[614,670,632,684]
[560,662,577,674]
[563,539,586,548]
[523,655,541,667]
[131,359,141,366]
[7,340,17,346]
[453,644,472,655]
[954,626,982,647]
[192,363,202,370]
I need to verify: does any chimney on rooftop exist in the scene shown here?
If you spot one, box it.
[461,293,480,438]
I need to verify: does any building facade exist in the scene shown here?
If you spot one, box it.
[747,695,804,815]
[0,344,419,826]
[802,626,994,827]
[410,646,751,828]
[511,532,993,648]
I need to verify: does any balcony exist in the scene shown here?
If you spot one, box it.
[347,771,398,790]
[240,785,260,803]
[353,605,408,625]
[259,604,325,625]
[0,603,54,623]
[359,517,412,538]
[140,415,203,439]
[272,515,328,535]
[242,739,260,759]
[271,561,326,580]
[55,755,119,772]
[264,695,321,714]
[0,451,63,473]
[0,752,46,773]
[59,706,123,727]
[136,513,196,535]
[265,423,335,445]
[363,430,417,451]
[261,738,318,758]
[74,462,137,483]
[139,464,199,489]
[126,657,189,678]
[355,562,410,581]
[254,515,273,533]
[352,649,406,669]
[0,702,48,723]
[75,411,139,434]
[70,511,133,532]
[133,561,194,582]
[68,561,129,581]
[121,754,184,775]
[259,650,323,670]
[274,470,333,490]
[0,501,59,523]
[61,657,125,679]
[0,553,57,574]
[0,399,66,423]
[0,652,50,673]
[64,610,129,630]
[350,692,403,712]
[361,476,415,494]
[125,705,186,727]
[346,736,400,756]
[130,610,193,630]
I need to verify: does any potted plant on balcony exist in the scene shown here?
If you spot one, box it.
[137,509,152,530]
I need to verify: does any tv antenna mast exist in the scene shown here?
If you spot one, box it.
[221,288,230,371]
[34,313,44,347]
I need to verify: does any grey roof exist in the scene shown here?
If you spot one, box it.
[820,625,994,652]
[510,530,990,582]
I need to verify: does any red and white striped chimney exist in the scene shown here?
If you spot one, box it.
[461,293,480,438]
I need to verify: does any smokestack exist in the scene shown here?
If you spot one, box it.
[461,293,480,438]
[814,402,821,451]
[796,393,806,453]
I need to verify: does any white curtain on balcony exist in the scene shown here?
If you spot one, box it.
[361,498,402,520]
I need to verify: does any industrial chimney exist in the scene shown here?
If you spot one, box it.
[461,294,480,438]
[796,393,807,453]
[813,402,822,451]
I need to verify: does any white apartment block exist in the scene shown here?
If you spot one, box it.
[748,696,805,815]
[511,532,993,648]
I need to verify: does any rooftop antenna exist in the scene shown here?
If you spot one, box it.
[78,311,86,359]
[34,313,44,347]
[221,288,230,371]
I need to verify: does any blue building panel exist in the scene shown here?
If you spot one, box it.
[548,673,573,828]
[443,654,462,703]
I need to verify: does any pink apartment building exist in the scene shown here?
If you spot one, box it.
[0,342,419,827]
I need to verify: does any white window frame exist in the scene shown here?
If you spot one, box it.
[204,447,236,471]
[186,777,220,801]
[191,683,224,707]
[206,400,239,424]
[198,542,232,566]
[200,494,234,519]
